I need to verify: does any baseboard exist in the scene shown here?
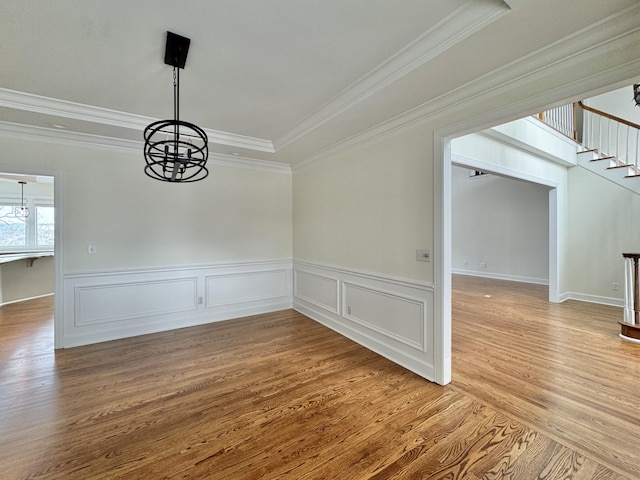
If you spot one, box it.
[453,271,624,307]
[292,260,436,382]
[561,291,624,308]
[62,260,292,348]
[452,269,549,285]
[0,292,53,307]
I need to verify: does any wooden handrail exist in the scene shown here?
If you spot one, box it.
[578,101,640,131]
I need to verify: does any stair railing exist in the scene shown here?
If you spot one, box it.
[536,103,576,140]
[578,101,640,174]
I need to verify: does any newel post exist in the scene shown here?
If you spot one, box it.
[620,253,640,342]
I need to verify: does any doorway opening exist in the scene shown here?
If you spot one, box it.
[450,163,552,292]
[0,171,60,349]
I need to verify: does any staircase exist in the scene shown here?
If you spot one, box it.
[535,101,640,342]
[576,101,640,195]
[545,99,640,343]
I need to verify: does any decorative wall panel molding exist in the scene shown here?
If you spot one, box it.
[293,260,435,381]
[206,269,289,307]
[342,281,426,351]
[63,260,292,347]
[75,277,198,326]
[293,269,340,314]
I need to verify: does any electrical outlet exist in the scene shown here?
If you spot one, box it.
[613,282,620,291]
[480,262,487,268]
[87,244,96,255]
[347,305,352,315]
[198,296,204,305]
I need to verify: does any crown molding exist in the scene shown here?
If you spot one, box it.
[0,121,290,174]
[0,121,142,153]
[0,88,275,153]
[292,3,640,173]
[502,0,524,10]
[274,0,510,152]
[207,153,291,174]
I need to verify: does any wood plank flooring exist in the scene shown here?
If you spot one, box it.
[451,275,640,479]
[1,277,638,479]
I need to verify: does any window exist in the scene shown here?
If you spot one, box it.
[0,205,26,246]
[0,197,54,251]
[36,206,55,247]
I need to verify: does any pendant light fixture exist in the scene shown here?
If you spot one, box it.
[633,83,640,107]
[15,181,30,218]
[634,84,640,107]
[143,32,209,182]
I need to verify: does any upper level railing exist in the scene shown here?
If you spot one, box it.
[579,101,640,174]
[535,101,640,176]
[536,103,576,140]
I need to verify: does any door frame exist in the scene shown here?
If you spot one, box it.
[0,164,64,349]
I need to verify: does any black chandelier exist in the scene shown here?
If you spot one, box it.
[143,32,209,182]
[634,84,640,107]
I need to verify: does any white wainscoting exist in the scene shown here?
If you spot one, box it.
[63,260,292,347]
[293,260,435,382]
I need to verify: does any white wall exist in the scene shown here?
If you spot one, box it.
[1,257,54,303]
[0,137,292,271]
[567,166,640,304]
[0,135,293,346]
[293,129,433,281]
[587,85,640,125]
[451,166,549,284]
[59,148,292,272]
[292,127,436,380]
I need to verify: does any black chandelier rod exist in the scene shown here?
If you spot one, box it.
[174,66,179,176]
[174,67,179,124]
[170,65,181,181]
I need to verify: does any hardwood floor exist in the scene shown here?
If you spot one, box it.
[1,278,638,479]
[451,275,640,479]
